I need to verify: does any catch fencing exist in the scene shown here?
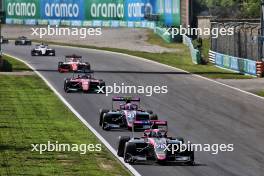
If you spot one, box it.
[211,20,261,61]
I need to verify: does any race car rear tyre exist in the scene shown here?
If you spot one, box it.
[85,62,91,70]
[124,142,136,163]
[99,109,109,126]
[117,136,130,157]
[150,114,158,120]
[186,151,195,166]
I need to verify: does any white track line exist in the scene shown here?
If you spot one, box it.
[4,53,141,176]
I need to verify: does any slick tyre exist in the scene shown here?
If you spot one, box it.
[99,109,109,126]
[102,114,110,131]
[117,136,130,157]
[124,142,136,163]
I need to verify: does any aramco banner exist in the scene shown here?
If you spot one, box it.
[4,0,181,27]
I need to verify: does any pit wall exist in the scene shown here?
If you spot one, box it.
[4,0,181,28]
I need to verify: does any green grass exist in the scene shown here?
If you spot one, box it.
[256,90,264,97]
[1,55,31,72]
[146,30,180,49]
[0,60,130,175]
[32,38,253,79]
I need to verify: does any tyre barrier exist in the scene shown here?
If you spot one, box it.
[256,61,264,78]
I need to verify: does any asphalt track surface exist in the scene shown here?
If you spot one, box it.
[3,43,264,176]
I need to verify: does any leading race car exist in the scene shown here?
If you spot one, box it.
[64,72,105,93]
[117,120,195,165]
[99,97,158,131]
[15,36,32,45]
[0,36,9,44]
[58,55,91,73]
[31,44,56,56]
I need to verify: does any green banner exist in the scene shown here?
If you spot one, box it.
[5,0,40,19]
[85,0,125,21]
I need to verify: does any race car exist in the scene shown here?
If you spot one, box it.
[58,55,91,73]
[15,36,32,45]
[117,120,195,165]
[0,36,9,44]
[99,97,158,131]
[31,44,55,56]
[64,72,105,93]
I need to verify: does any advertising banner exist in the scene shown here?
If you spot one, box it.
[5,0,40,19]
[156,0,178,26]
[40,0,85,20]
[85,0,125,21]
[124,0,155,21]
[215,52,256,76]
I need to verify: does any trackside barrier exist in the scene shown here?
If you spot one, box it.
[209,50,216,64]
[256,61,264,77]
[182,35,202,64]
[209,50,258,76]
[4,0,181,27]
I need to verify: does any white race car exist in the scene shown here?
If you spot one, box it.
[31,44,55,56]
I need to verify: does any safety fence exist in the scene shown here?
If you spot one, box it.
[209,50,259,76]
[182,35,201,64]
[4,0,181,28]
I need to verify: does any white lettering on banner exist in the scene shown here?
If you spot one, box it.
[91,3,124,18]
[7,3,36,17]
[128,3,153,18]
[45,3,79,18]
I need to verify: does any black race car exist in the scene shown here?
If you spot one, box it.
[15,36,32,45]
[117,121,195,165]
[99,97,158,131]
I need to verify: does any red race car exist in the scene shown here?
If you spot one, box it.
[64,72,105,93]
[58,55,91,73]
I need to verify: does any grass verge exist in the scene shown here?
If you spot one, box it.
[256,90,264,97]
[33,38,253,79]
[0,55,31,72]
[0,57,130,176]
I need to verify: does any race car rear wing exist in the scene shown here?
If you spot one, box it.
[112,96,140,102]
[150,120,168,130]
[111,96,140,110]
[65,54,82,58]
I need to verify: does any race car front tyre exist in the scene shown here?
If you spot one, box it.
[64,80,71,93]
[124,142,136,163]
[102,114,111,131]
[99,109,109,126]
[117,136,130,157]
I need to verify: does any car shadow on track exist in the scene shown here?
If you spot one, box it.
[129,161,207,167]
